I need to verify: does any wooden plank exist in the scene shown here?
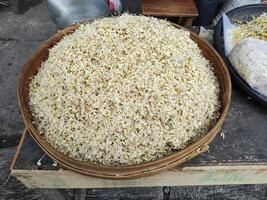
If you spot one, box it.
[11,163,267,188]
[142,0,198,17]
[181,17,194,26]
[10,85,267,188]
[10,127,27,170]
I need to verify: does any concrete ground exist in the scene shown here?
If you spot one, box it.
[0,0,266,199]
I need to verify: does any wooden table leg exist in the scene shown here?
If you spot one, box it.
[183,17,194,26]
[74,189,86,200]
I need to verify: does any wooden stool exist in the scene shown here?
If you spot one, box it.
[142,0,198,26]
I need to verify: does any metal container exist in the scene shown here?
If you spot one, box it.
[214,4,267,106]
[46,0,111,27]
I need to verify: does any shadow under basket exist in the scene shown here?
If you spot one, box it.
[17,22,231,179]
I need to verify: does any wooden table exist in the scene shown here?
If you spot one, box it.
[142,0,198,25]
[10,85,267,187]
[10,28,267,199]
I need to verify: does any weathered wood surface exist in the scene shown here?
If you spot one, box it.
[11,164,267,188]
[10,84,267,188]
[142,0,198,17]
[13,85,267,172]
[8,82,267,199]
[6,76,267,198]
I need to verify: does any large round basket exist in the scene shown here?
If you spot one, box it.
[17,22,231,179]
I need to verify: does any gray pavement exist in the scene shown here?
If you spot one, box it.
[0,0,57,143]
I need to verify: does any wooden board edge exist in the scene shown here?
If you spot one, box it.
[10,127,27,170]
[11,163,267,188]
[141,0,199,17]
[142,13,199,17]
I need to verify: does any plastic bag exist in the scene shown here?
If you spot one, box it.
[228,38,267,96]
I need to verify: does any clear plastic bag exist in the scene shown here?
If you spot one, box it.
[229,38,267,96]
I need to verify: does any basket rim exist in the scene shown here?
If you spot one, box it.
[17,20,231,178]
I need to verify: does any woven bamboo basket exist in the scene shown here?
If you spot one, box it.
[17,22,231,179]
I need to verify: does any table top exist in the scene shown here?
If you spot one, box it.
[14,84,267,172]
[10,84,267,188]
[142,0,198,17]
